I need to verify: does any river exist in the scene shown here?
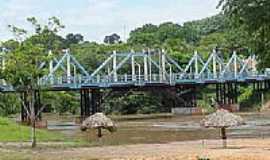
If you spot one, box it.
[46,111,270,145]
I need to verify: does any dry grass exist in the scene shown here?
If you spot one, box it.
[2,138,270,160]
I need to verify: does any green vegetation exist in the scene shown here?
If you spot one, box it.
[1,0,269,117]
[1,17,66,147]
[219,0,270,68]
[0,117,63,142]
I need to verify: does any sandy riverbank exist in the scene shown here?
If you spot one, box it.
[2,138,270,160]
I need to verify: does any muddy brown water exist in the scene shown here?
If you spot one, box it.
[45,111,270,145]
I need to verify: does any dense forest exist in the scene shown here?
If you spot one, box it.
[1,0,270,116]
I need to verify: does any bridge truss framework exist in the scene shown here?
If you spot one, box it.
[1,48,270,120]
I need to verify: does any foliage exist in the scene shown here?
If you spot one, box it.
[219,0,270,67]
[0,93,20,116]
[104,92,163,115]
[42,91,79,114]
[1,16,65,147]
[238,86,262,111]
[66,33,84,44]
[104,33,121,44]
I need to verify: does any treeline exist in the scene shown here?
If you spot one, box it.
[1,0,269,116]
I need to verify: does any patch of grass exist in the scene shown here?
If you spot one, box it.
[0,117,65,142]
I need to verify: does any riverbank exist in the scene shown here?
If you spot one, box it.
[1,138,270,160]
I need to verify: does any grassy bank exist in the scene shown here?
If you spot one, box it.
[0,117,65,142]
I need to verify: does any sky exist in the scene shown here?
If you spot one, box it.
[0,0,221,42]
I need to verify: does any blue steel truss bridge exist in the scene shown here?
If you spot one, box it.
[1,48,270,120]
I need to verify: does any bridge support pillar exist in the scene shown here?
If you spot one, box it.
[80,88,102,121]
[252,80,267,108]
[216,82,238,108]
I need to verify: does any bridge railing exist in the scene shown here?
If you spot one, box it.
[38,71,270,88]
[39,74,176,87]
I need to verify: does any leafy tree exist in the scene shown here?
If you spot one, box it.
[197,32,228,53]
[156,22,183,43]
[219,0,270,67]
[128,24,159,47]
[25,17,65,53]
[1,17,64,147]
[65,33,84,46]
[104,33,121,44]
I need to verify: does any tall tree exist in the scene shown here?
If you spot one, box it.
[219,0,270,67]
[1,17,64,147]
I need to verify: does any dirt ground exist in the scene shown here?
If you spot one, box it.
[2,138,270,160]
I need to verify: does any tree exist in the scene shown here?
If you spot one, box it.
[104,33,121,44]
[219,0,270,67]
[156,22,183,43]
[65,33,84,46]
[1,17,64,148]
[128,24,159,47]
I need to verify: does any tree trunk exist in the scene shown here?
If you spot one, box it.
[30,90,37,148]
[221,127,227,148]
[31,119,36,148]
[97,128,102,138]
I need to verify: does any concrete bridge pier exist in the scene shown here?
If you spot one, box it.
[80,88,102,121]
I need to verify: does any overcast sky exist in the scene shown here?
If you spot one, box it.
[0,0,221,42]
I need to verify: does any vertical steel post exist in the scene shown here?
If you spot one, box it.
[148,53,152,82]
[48,50,54,85]
[213,49,217,79]
[73,65,77,84]
[233,51,238,79]
[113,51,117,82]
[161,52,166,81]
[194,51,199,78]
[66,51,71,83]
[131,55,135,81]
[144,55,148,81]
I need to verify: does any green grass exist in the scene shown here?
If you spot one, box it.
[0,117,65,142]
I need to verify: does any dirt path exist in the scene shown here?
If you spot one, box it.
[2,138,270,160]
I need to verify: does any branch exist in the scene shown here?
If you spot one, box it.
[17,94,31,117]
[35,103,47,119]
